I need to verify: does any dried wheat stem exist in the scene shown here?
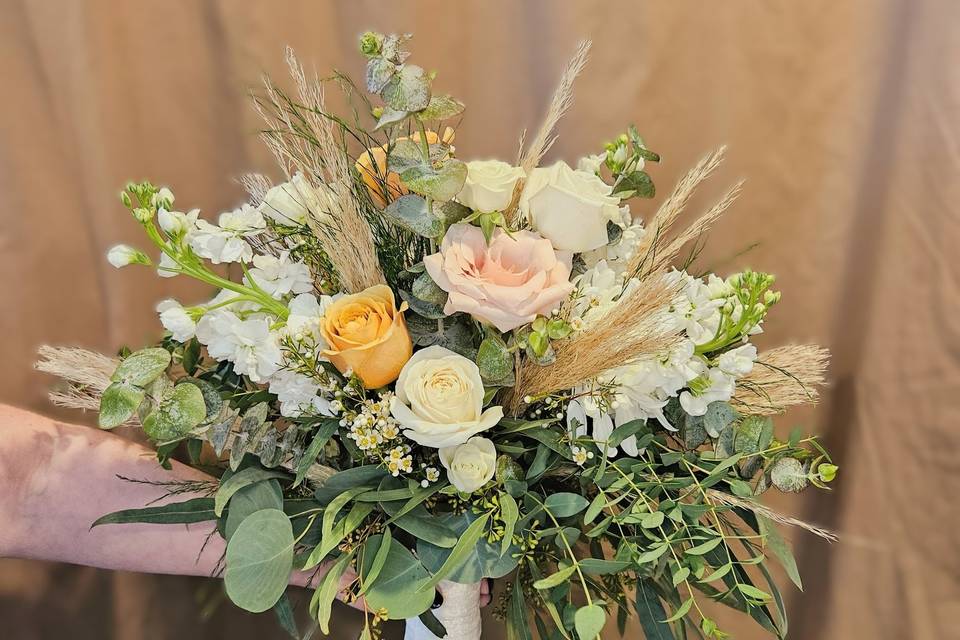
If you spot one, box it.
[707,489,838,542]
[733,345,830,415]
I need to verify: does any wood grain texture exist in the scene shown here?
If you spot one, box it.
[1,0,958,638]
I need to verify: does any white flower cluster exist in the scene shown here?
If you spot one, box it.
[341,392,403,453]
[567,264,759,455]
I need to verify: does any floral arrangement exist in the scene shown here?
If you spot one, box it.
[42,33,837,640]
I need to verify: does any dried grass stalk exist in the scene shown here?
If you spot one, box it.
[511,272,682,413]
[504,40,592,225]
[630,146,727,274]
[645,180,744,274]
[733,345,830,415]
[239,173,273,206]
[256,48,384,292]
[707,489,838,542]
[36,346,121,415]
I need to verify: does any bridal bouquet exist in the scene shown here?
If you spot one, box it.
[41,33,836,640]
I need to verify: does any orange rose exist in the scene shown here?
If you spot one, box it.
[355,128,456,207]
[320,285,413,388]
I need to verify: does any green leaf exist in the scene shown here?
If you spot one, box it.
[91,497,216,527]
[532,564,577,589]
[635,579,673,640]
[477,335,513,383]
[314,465,387,504]
[215,466,289,516]
[685,537,724,556]
[672,566,691,586]
[574,604,606,640]
[224,479,283,540]
[359,529,392,595]
[383,194,444,237]
[294,419,339,487]
[272,593,299,639]
[386,139,428,174]
[412,271,448,306]
[311,549,354,634]
[98,382,145,429]
[361,535,436,619]
[375,106,408,130]
[181,338,201,376]
[385,504,458,548]
[142,382,207,442]
[366,56,396,93]
[419,94,465,120]
[224,509,294,613]
[758,516,802,590]
[612,170,655,199]
[506,573,533,640]
[702,401,738,438]
[177,378,222,423]
[735,416,774,455]
[499,493,519,556]
[641,511,665,529]
[662,596,693,623]
[400,158,467,202]
[544,493,589,518]
[737,583,773,602]
[434,199,472,225]
[578,558,630,575]
[417,512,518,582]
[636,543,670,564]
[111,347,171,386]
[584,493,606,525]
[607,419,649,448]
[381,64,431,112]
[418,513,490,591]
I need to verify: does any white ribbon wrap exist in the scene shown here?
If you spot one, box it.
[404,581,482,640]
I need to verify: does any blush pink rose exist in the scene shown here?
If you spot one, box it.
[424,223,574,332]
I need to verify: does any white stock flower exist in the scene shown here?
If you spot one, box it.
[717,343,757,377]
[679,365,736,416]
[519,160,621,253]
[284,292,335,348]
[390,345,504,448]
[268,369,333,418]
[244,251,313,299]
[259,173,340,226]
[439,436,497,493]
[107,244,147,268]
[158,208,200,238]
[195,311,281,383]
[457,160,525,212]
[156,299,196,342]
[190,205,266,264]
[576,153,605,175]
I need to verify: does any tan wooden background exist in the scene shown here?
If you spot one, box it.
[2,1,959,638]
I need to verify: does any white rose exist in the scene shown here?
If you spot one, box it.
[439,437,497,493]
[390,345,504,448]
[519,161,621,253]
[457,160,525,212]
[156,299,197,342]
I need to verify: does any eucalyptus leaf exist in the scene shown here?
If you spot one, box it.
[381,64,431,112]
[477,335,513,383]
[98,381,145,429]
[418,512,517,584]
[413,272,448,306]
[143,382,206,442]
[400,158,467,202]
[361,534,435,619]
[543,493,589,518]
[215,466,289,516]
[574,604,606,640]
[366,57,396,93]
[375,106,408,130]
[386,139,429,174]
[419,94,465,120]
[224,509,294,613]
[383,194,444,237]
[111,347,171,386]
[224,479,283,540]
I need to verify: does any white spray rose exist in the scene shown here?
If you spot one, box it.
[439,437,497,493]
[156,299,196,342]
[390,345,504,448]
[519,160,621,253]
[457,160,525,212]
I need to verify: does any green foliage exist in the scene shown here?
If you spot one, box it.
[574,604,606,640]
[92,497,216,527]
[360,534,436,619]
[224,509,294,613]
[98,382,145,429]
[142,382,206,442]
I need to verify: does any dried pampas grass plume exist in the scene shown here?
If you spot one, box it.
[707,489,838,542]
[511,272,682,414]
[504,40,592,225]
[255,48,384,292]
[733,345,830,415]
[36,346,119,415]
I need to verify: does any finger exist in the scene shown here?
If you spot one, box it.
[480,579,490,595]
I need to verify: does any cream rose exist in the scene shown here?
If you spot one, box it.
[424,223,574,332]
[519,160,622,253]
[439,437,497,493]
[457,160,525,212]
[390,346,503,448]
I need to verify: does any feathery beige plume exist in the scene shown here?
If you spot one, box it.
[707,489,838,542]
[629,146,727,275]
[255,48,384,292]
[504,40,592,225]
[733,345,830,415]
[36,346,120,415]
[510,272,682,414]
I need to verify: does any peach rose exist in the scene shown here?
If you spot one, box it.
[355,128,456,207]
[424,224,574,332]
[320,284,413,388]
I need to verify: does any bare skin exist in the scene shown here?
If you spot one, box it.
[0,405,491,610]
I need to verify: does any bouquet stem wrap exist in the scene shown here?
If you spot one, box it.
[404,581,482,640]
